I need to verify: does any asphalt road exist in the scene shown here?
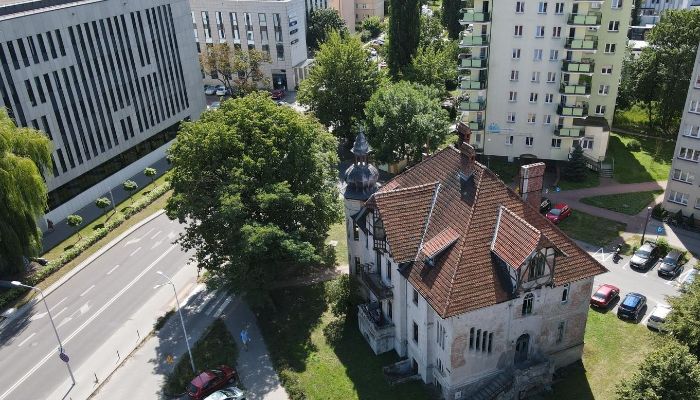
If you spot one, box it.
[0,213,195,400]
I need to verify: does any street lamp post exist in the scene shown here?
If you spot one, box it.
[641,206,653,245]
[154,271,196,374]
[8,281,76,385]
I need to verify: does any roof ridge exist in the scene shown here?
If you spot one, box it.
[415,182,442,262]
[501,206,541,236]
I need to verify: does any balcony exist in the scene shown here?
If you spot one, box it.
[466,121,485,131]
[459,99,487,111]
[360,265,393,299]
[459,54,488,69]
[559,82,591,95]
[459,33,489,47]
[567,12,602,26]
[554,126,584,137]
[557,103,589,117]
[565,36,598,51]
[562,59,594,73]
[459,76,487,90]
[460,9,491,24]
[358,303,395,355]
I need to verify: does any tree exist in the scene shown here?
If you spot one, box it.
[364,81,450,165]
[387,0,421,78]
[563,143,588,182]
[325,274,359,317]
[0,108,52,277]
[408,43,457,93]
[616,341,700,400]
[66,215,83,241]
[165,92,341,306]
[144,167,157,187]
[441,0,461,39]
[298,31,383,142]
[419,13,443,48]
[625,49,660,132]
[199,44,272,96]
[307,8,347,50]
[666,277,700,357]
[123,180,138,204]
[95,197,111,220]
[360,16,383,39]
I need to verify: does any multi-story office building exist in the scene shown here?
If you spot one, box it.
[190,0,310,90]
[638,0,700,25]
[0,0,205,225]
[663,43,700,216]
[457,0,631,163]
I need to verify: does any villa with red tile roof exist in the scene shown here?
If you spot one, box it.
[341,132,606,399]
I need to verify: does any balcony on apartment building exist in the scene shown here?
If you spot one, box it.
[559,82,591,95]
[562,59,595,73]
[461,120,485,131]
[459,99,487,111]
[358,302,395,355]
[557,103,589,117]
[566,11,602,26]
[460,8,491,24]
[459,53,488,69]
[360,263,393,300]
[459,75,487,90]
[554,125,584,137]
[459,32,489,47]
[565,36,598,51]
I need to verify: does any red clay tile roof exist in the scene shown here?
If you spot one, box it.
[491,206,556,270]
[422,228,460,259]
[369,146,607,318]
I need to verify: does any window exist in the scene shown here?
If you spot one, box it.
[684,125,700,138]
[533,49,543,61]
[436,358,444,374]
[611,0,623,8]
[526,136,534,146]
[413,322,419,342]
[512,48,521,59]
[488,333,493,353]
[507,113,516,123]
[413,289,419,305]
[555,2,564,14]
[527,114,537,124]
[469,327,475,349]
[538,2,548,13]
[386,260,392,281]
[476,329,481,350]
[695,74,700,88]
[668,190,689,205]
[549,50,559,61]
[608,21,620,31]
[506,135,514,145]
[535,26,545,38]
[546,72,556,83]
[677,147,700,161]
[601,65,613,74]
[353,221,359,240]
[510,70,519,81]
[552,138,562,148]
[509,91,518,102]
[544,114,552,124]
[514,25,523,37]
[690,100,700,113]
[354,257,360,275]
[522,293,534,315]
[552,26,562,38]
[672,169,694,184]
[581,137,594,150]
[545,93,554,103]
[437,322,446,350]
[695,198,700,210]
[387,300,393,320]
[598,84,610,95]
[529,93,538,103]
[556,321,565,343]
[595,105,606,115]
[516,1,525,13]
[561,284,569,303]
[604,43,616,54]
[531,71,540,82]
[529,252,545,279]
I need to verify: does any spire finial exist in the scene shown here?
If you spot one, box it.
[351,125,370,157]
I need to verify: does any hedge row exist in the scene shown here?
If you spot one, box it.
[0,182,172,310]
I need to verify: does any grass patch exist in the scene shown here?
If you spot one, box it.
[484,157,519,184]
[326,222,348,266]
[613,104,654,134]
[258,282,431,400]
[607,132,674,184]
[557,210,626,247]
[164,318,238,396]
[558,170,600,191]
[580,190,663,216]
[546,310,657,400]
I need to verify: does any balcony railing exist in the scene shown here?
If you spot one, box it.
[360,265,393,299]
[565,36,598,51]
[459,76,487,90]
[557,103,589,117]
[459,55,488,69]
[554,126,584,137]
[358,303,395,354]
[562,59,595,73]
[467,121,485,131]
[559,82,591,95]
[459,33,489,47]
[567,12,602,26]
[460,9,491,23]
[459,99,487,111]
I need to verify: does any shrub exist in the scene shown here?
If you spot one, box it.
[325,274,359,317]
[322,317,346,346]
[154,309,175,331]
[656,238,671,255]
[625,138,642,152]
[651,204,667,220]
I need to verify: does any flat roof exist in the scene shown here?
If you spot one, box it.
[0,0,88,17]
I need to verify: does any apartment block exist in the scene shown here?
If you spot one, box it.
[305,0,383,32]
[457,0,631,163]
[663,43,700,215]
[638,0,700,25]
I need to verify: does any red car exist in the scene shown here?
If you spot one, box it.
[187,365,238,399]
[590,284,620,309]
[546,203,572,224]
[270,89,285,100]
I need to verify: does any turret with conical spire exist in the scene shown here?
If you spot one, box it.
[343,127,379,201]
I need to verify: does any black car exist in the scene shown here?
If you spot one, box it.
[657,250,684,278]
[629,242,661,270]
[540,197,552,214]
[617,292,647,322]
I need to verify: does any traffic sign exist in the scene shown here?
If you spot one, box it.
[656,226,664,234]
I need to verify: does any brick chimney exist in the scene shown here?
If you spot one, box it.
[459,142,476,174]
[519,163,546,210]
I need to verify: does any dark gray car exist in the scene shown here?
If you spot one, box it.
[657,250,684,278]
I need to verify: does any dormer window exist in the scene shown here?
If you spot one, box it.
[373,214,386,251]
[528,252,546,280]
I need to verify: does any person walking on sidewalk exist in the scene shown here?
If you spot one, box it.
[240,328,250,351]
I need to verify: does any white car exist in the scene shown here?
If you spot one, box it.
[647,304,672,332]
[204,85,217,95]
[215,85,228,96]
[204,386,246,400]
[681,269,699,292]
[208,101,221,110]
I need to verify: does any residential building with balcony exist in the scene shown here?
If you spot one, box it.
[0,0,205,225]
[663,43,700,217]
[342,133,606,399]
[638,0,700,25]
[456,0,631,164]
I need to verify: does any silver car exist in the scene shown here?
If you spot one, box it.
[204,386,246,400]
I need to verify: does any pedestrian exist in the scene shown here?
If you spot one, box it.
[47,219,54,232]
[240,328,249,351]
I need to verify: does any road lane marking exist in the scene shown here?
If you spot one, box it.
[49,297,67,312]
[57,318,72,329]
[151,230,162,240]
[17,333,35,347]
[29,312,46,321]
[107,264,120,275]
[52,307,67,319]
[139,228,155,240]
[130,247,142,257]
[0,244,178,400]
[151,239,164,249]
[80,285,95,297]
[622,262,629,271]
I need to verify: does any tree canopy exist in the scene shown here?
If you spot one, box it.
[364,81,450,165]
[360,16,384,39]
[441,0,461,39]
[666,278,700,357]
[307,8,347,50]
[419,12,443,48]
[387,0,421,78]
[0,108,52,277]
[298,31,383,142]
[408,42,457,93]
[199,44,271,96]
[563,143,588,182]
[165,92,341,305]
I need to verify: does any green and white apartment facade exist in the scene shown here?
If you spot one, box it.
[457,0,632,162]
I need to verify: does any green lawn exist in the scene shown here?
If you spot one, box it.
[558,170,601,191]
[607,132,674,184]
[580,191,663,216]
[546,310,657,400]
[327,222,349,266]
[257,282,431,400]
[557,210,626,247]
[485,157,520,185]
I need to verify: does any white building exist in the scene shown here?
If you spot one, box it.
[457,0,631,164]
[342,134,606,399]
[663,43,700,217]
[638,0,700,25]
[190,0,310,90]
[0,0,205,224]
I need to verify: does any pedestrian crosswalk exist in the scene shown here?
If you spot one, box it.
[191,291,233,319]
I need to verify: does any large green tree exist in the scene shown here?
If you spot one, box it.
[166,93,341,305]
[307,8,347,50]
[419,12,443,48]
[616,341,700,400]
[441,0,462,39]
[0,109,52,277]
[408,43,457,93]
[666,278,700,357]
[298,31,383,142]
[563,143,588,182]
[364,81,450,164]
[387,0,421,78]
[200,44,272,96]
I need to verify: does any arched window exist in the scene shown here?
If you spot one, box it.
[528,252,546,280]
[522,293,534,315]
[515,334,530,364]
[561,283,569,303]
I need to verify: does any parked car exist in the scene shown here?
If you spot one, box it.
[539,197,552,215]
[647,304,672,332]
[617,292,647,322]
[187,366,238,400]
[204,85,217,95]
[681,269,699,292]
[629,242,660,270]
[208,101,221,110]
[657,249,684,278]
[203,386,246,400]
[545,203,571,224]
[590,284,620,309]
[215,85,228,96]
[270,89,285,100]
